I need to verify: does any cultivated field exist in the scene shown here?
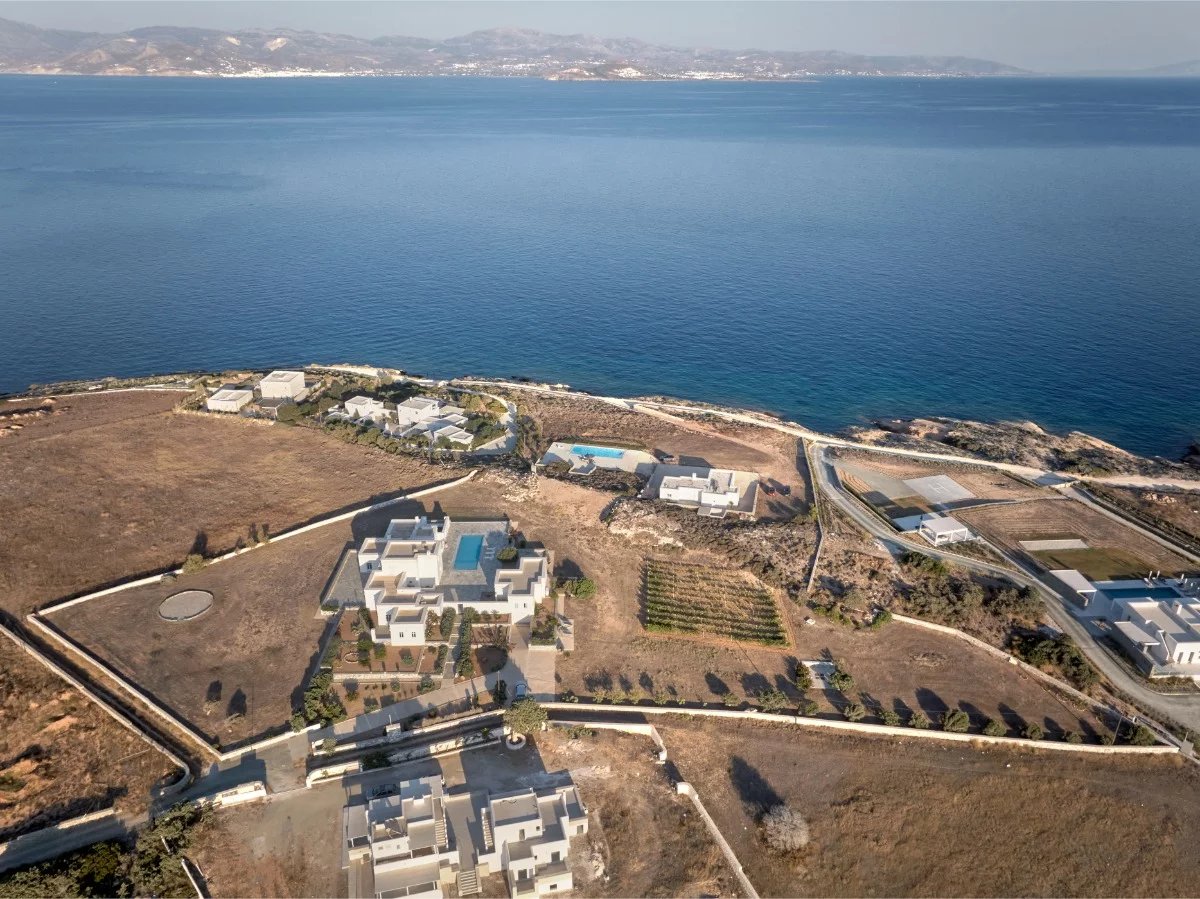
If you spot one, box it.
[0,390,463,615]
[660,718,1200,897]
[0,639,178,840]
[642,560,788,646]
[959,497,1192,577]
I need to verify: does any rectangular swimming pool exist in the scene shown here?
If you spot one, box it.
[453,534,484,570]
[1101,586,1181,600]
[571,444,625,459]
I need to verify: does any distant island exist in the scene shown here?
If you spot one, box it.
[0,15,1031,79]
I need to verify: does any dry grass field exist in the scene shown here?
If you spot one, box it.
[1089,484,1200,544]
[0,390,462,615]
[660,718,1200,897]
[959,497,1192,576]
[0,639,178,840]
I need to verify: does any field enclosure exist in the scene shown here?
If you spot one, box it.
[641,560,787,646]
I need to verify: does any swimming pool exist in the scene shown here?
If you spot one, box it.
[571,444,625,460]
[1100,586,1181,600]
[453,535,484,570]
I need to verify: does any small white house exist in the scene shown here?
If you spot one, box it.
[206,388,253,413]
[343,395,392,425]
[918,515,971,546]
[258,370,307,401]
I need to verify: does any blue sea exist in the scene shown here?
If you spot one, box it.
[1,76,1198,457]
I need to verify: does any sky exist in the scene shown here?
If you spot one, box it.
[2,1,1198,72]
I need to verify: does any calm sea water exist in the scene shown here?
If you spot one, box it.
[1,76,1198,456]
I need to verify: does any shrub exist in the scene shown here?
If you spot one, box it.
[1023,722,1044,740]
[497,546,518,562]
[344,685,359,702]
[400,649,414,665]
[571,578,597,599]
[320,738,336,753]
[941,709,970,733]
[439,608,457,641]
[880,708,902,727]
[982,719,1006,737]
[843,702,866,722]
[362,751,391,771]
[799,699,820,717]
[1129,724,1158,746]
[757,688,789,713]
[653,690,669,706]
[761,805,811,852]
[867,608,893,630]
[1101,731,1116,746]
[909,710,931,729]
[372,643,386,661]
[456,654,476,679]
[793,662,813,693]
[722,692,741,709]
[504,699,548,736]
[1064,731,1083,744]
[363,696,379,712]
[829,662,855,695]
[181,553,206,574]
[418,675,436,694]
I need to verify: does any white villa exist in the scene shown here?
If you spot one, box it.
[1053,570,1200,679]
[918,515,972,546]
[258,369,308,401]
[355,516,551,646]
[330,395,475,448]
[343,776,588,899]
[205,387,253,413]
[644,464,759,518]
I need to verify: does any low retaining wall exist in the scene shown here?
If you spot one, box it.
[193,781,267,810]
[331,670,425,683]
[676,782,760,899]
[541,703,1177,756]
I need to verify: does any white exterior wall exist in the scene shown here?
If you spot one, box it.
[259,370,306,400]
[206,393,252,413]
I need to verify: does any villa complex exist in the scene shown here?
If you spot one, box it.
[354,516,551,646]
[205,369,310,415]
[1054,570,1200,679]
[343,775,588,899]
[645,464,759,518]
[332,395,474,447]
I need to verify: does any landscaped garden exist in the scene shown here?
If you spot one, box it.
[641,560,788,646]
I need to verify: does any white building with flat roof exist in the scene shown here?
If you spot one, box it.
[354,516,551,646]
[258,369,307,400]
[344,778,588,899]
[343,395,393,426]
[918,515,971,546]
[343,776,455,899]
[645,464,759,518]
[205,388,253,414]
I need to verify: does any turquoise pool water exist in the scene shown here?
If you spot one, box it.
[453,535,484,570]
[572,444,625,459]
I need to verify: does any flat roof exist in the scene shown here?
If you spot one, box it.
[1113,620,1160,647]
[919,515,969,536]
[1050,569,1097,594]
[903,474,976,505]
[262,369,304,382]
[209,388,252,402]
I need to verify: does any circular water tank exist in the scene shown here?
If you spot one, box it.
[158,589,214,621]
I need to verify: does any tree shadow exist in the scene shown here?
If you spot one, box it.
[206,680,222,704]
[915,687,948,714]
[740,672,770,695]
[189,531,208,557]
[729,756,783,815]
[226,688,247,719]
[705,672,730,698]
[554,558,585,581]
[638,672,655,693]
[617,673,633,693]
[583,671,614,692]
[998,703,1027,731]
[1043,716,1065,738]
[958,700,986,726]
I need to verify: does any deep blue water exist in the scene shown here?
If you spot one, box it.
[2,75,1198,457]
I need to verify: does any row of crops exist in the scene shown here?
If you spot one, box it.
[641,560,787,646]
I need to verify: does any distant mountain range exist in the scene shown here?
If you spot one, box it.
[0,16,1031,78]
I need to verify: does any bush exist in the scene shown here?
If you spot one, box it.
[793,662,813,693]
[1010,633,1099,691]
[571,578,597,599]
[504,698,548,736]
[1064,730,1083,744]
[880,708,902,727]
[829,662,855,695]
[757,688,789,713]
[494,679,508,704]
[400,649,414,665]
[497,546,518,562]
[363,696,379,712]
[1129,724,1158,746]
[798,699,820,717]
[1023,722,1044,740]
[456,654,476,679]
[941,709,970,733]
[362,751,391,771]
[372,643,386,661]
[909,710,931,729]
[761,805,810,852]
[418,675,436,694]
[722,692,741,709]
[843,702,866,722]
[181,553,206,574]
[982,719,1006,737]
[439,608,457,641]
[867,608,893,630]
[1101,731,1116,746]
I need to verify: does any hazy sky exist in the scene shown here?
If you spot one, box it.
[3,1,1198,71]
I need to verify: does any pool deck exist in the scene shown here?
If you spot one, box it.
[538,441,658,476]
[440,520,510,603]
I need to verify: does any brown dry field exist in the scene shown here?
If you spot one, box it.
[514,391,809,514]
[660,717,1200,897]
[959,497,1193,573]
[832,448,1053,504]
[0,390,462,615]
[1090,484,1200,543]
[0,638,178,840]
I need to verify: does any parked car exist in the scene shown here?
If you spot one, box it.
[514,682,529,701]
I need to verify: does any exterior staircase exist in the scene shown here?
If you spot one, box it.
[457,867,480,897]
[434,814,448,848]
[480,810,494,852]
